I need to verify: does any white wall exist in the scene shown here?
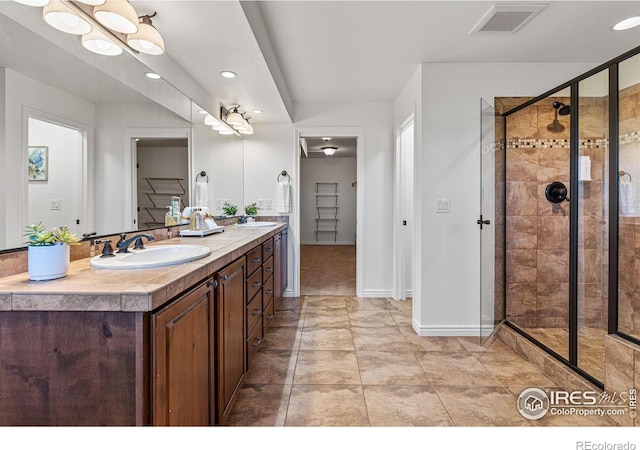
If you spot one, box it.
[300,157,357,244]
[294,101,394,296]
[243,123,295,295]
[94,103,190,234]
[2,69,95,248]
[28,118,82,235]
[411,62,597,336]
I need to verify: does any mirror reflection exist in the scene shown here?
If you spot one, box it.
[0,3,244,251]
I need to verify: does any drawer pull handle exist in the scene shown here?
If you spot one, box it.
[252,257,261,263]
[266,247,273,252]
[266,267,273,273]
[252,281,261,288]
[252,307,262,316]
[220,274,228,282]
[266,313,274,320]
[266,289,273,295]
[252,336,262,347]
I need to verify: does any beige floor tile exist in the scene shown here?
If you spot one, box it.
[244,350,297,385]
[348,309,397,328]
[363,385,454,427]
[300,327,355,351]
[269,309,305,328]
[399,329,469,352]
[285,385,369,426]
[304,309,351,328]
[276,296,306,312]
[390,312,413,327]
[385,298,413,312]
[294,350,361,385]
[357,350,430,385]
[345,297,389,311]
[436,386,532,426]
[261,326,302,351]
[226,384,292,426]
[415,351,502,387]
[305,296,348,310]
[477,351,556,388]
[351,326,413,351]
[458,336,512,353]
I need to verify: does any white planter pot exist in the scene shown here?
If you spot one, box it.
[27,244,70,281]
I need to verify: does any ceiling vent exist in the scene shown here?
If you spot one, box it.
[469,3,548,34]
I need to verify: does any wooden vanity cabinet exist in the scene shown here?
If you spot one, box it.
[215,257,247,425]
[274,230,288,303]
[152,278,215,426]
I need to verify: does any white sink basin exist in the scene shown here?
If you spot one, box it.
[235,221,278,227]
[90,244,211,269]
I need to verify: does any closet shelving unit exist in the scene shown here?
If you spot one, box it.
[140,177,187,227]
[315,182,338,242]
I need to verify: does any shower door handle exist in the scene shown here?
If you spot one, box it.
[477,215,491,230]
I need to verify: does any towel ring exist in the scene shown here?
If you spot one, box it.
[277,170,290,182]
[619,171,632,182]
[196,171,209,182]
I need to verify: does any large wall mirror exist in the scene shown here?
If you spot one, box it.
[0,2,244,251]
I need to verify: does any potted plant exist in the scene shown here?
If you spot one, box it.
[222,202,238,216]
[244,202,259,219]
[24,221,81,281]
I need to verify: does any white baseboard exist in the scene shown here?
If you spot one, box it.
[412,320,489,337]
[282,288,295,297]
[301,241,356,246]
[361,289,393,298]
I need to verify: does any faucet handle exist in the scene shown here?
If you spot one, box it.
[134,237,147,250]
[95,239,115,258]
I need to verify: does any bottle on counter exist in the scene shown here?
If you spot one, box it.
[165,206,178,226]
[189,208,202,230]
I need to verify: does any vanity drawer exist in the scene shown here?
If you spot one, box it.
[262,237,274,261]
[246,246,262,276]
[262,256,274,281]
[246,269,263,302]
[247,292,263,334]
[263,297,275,333]
[262,273,274,302]
[247,319,263,368]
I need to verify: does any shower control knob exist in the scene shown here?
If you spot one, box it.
[545,181,569,203]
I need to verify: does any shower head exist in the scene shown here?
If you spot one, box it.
[553,101,571,116]
[547,103,565,133]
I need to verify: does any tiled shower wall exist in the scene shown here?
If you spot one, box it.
[502,97,607,329]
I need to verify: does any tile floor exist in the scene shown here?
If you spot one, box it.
[226,295,616,427]
[299,245,355,296]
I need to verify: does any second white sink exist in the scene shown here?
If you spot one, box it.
[90,244,211,269]
[235,221,278,227]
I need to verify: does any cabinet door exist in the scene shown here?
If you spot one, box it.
[216,257,247,425]
[281,229,288,292]
[152,279,214,426]
[274,232,282,302]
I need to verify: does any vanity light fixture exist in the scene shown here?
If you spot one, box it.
[81,27,122,55]
[239,118,253,135]
[198,110,208,115]
[145,72,161,80]
[226,107,245,127]
[614,16,640,31]
[220,70,238,79]
[43,1,92,35]
[93,0,139,34]
[252,109,263,114]
[14,0,50,6]
[205,113,237,136]
[322,146,337,156]
[126,13,165,55]
[75,0,105,5]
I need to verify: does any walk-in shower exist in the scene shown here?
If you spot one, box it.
[494,49,640,386]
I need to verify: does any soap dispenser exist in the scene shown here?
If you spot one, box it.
[189,208,202,230]
[165,206,177,226]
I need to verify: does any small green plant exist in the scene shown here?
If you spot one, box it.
[244,202,259,216]
[222,202,238,216]
[24,221,81,246]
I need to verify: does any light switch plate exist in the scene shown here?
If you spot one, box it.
[265,198,272,209]
[257,198,264,209]
[436,198,451,213]
[216,199,223,210]
[50,199,61,210]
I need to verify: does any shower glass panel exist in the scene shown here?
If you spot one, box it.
[577,69,609,382]
[505,93,571,360]
[618,54,640,341]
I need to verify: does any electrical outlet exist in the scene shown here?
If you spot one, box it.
[265,198,272,209]
[257,198,264,209]
[216,199,223,210]
[436,198,450,213]
[50,199,61,210]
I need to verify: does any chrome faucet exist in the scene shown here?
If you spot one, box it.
[116,233,155,253]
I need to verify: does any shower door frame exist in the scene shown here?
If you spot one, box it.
[498,46,640,388]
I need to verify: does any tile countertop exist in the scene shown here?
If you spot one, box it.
[0,223,287,313]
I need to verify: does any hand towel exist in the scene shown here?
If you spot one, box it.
[620,179,636,216]
[277,179,291,214]
[195,180,209,207]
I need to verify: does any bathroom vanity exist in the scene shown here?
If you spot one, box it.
[0,223,288,426]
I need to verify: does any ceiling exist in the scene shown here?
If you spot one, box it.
[303,137,358,158]
[141,0,640,123]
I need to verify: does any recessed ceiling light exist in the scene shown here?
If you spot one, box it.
[220,70,238,79]
[145,72,161,80]
[252,109,263,114]
[614,16,640,31]
[322,137,332,141]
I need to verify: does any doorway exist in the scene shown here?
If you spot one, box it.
[299,135,358,295]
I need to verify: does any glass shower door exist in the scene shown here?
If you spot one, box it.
[480,98,496,344]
